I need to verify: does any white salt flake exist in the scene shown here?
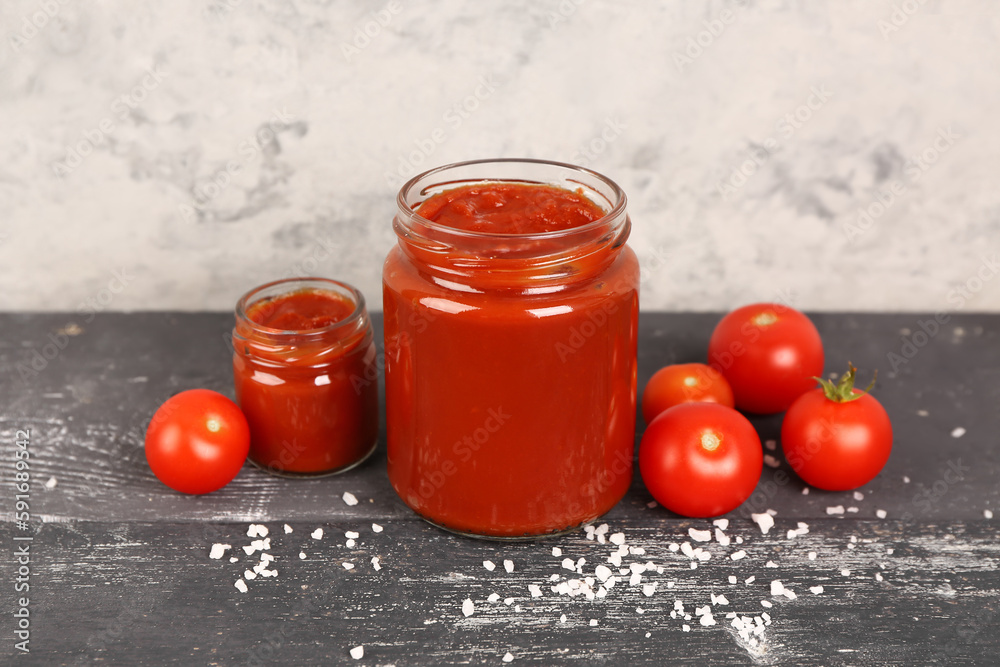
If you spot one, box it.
[827,505,845,515]
[552,547,562,557]
[765,439,777,451]
[504,598,514,606]
[765,561,778,568]
[609,532,626,545]
[209,544,231,559]
[984,510,994,519]
[488,593,500,603]
[730,550,747,561]
[751,512,775,534]
[345,531,360,539]
[728,576,737,584]
[668,543,679,552]
[562,558,576,571]
[560,614,567,622]
[372,523,384,533]
[847,506,859,513]
[951,427,966,438]
[808,552,817,560]
[876,509,888,519]
[244,569,257,580]
[876,572,884,582]
[903,476,911,483]
[713,519,729,531]
[642,583,656,597]
[311,528,324,540]
[346,539,356,548]
[628,546,646,555]
[299,552,306,559]
[760,600,773,608]
[342,492,359,506]
[504,560,514,573]
[371,556,381,571]
[763,455,780,468]
[810,585,824,595]
[229,557,238,563]
[646,500,658,508]
[529,584,542,598]
[462,599,474,617]
[45,477,57,489]
[699,612,716,627]
[595,565,612,582]
[853,491,864,501]
[770,580,785,597]
[715,528,731,546]
[682,624,690,632]
[589,619,598,627]
[234,579,248,593]
[745,576,755,585]
[802,486,810,495]
[342,562,354,570]
[283,524,293,534]
[841,569,851,577]
[689,527,712,542]
[712,593,729,605]
[350,646,364,660]
[503,653,514,663]
[484,560,496,572]
[242,545,258,556]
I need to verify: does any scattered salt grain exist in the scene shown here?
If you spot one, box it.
[808,552,817,560]
[682,624,690,632]
[642,583,657,597]
[760,600,772,608]
[311,528,323,540]
[342,492,359,506]
[853,491,864,501]
[504,560,514,573]
[488,593,500,603]
[372,523,383,533]
[668,543,679,552]
[745,576,755,585]
[801,486,810,495]
[985,510,994,519]
[244,569,256,580]
[229,557,238,563]
[609,532,626,545]
[350,646,364,660]
[847,507,859,513]
[299,552,306,559]
[484,560,496,571]
[647,500,658,508]
[209,544,231,559]
[346,531,360,539]
[503,653,514,663]
[595,565,612,582]
[283,524,293,534]
[765,561,778,568]
[562,558,575,571]
[951,427,966,438]
[713,519,729,531]
[841,569,851,577]
[763,455,781,469]
[560,614,567,623]
[504,598,514,605]
[529,585,542,598]
[689,528,712,542]
[711,593,729,605]
[462,599,474,617]
[346,539,356,548]
[342,562,354,570]
[730,550,747,561]
[751,512,775,534]
[728,576,738,584]
[45,477,57,489]
[826,505,845,515]
[715,528,731,546]
[371,557,381,571]
[234,579,248,593]
[770,581,785,596]
[765,439,777,451]
[903,476,911,483]
[552,547,562,557]
[875,572,884,582]
[810,585,824,595]
[876,509,888,519]
[589,619,598,627]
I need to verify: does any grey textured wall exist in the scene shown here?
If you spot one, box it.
[2,0,998,312]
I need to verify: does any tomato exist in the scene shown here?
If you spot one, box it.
[642,363,734,424]
[781,364,892,491]
[145,389,250,494]
[639,402,763,518]
[708,303,824,414]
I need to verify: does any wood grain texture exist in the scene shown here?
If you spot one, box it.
[1,312,998,665]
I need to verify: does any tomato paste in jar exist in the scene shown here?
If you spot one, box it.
[383,159,639,538]
[233,279,378,477]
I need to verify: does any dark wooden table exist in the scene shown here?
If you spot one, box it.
[1,312,998,666]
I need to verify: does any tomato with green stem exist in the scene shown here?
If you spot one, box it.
[781,364,892,491]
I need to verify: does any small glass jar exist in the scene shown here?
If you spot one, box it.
[232,278,378,477]
[383,158,640,539]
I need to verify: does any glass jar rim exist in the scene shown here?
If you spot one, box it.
[234,277,368,339]
[395,157,628,242]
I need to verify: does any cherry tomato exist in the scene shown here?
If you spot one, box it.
[781,364,892,491]
[708,303,824,414]
[145,389,250,494]
[642,363,734,424]
[639,402,763,518]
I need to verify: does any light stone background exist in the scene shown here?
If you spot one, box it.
[1,0,998,313]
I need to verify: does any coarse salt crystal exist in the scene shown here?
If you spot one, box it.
[745,576,755,584]
[985,510,994,519]
[244,569,257,580]
[629,546,646,556]
[462,599,474,617]
[371,556,381,571]
[234,579,248,593]
[765,439,777,451]
[342,492,359,506]
[562,558,575,570]
[647,500,658,508]
[903,476,911,483]
[875,572,884,581]
[763,455,780,469]
[229,557,238,563]
[552,547,562,557]
[700,612,716,627]
[751,512,775,534]
[765,561,778,568]
[808,552,817,560]
[668,543,679,552]
[853,491,864,501]
[951,427,966,438]
[311,528,324,540]
[299,552,306,559]
[713,519,729,531]
[609,532,626,545]
[590,619,598,627]
[372,523,383,533]
[760,600,772,608]
[802,486,810,495]
[350,646,364,660]
[560,614,567,622]
[346,539,356,548]
[886,548,894,555]
[595,565,612,582]
[342,562,354,570]
[728,576,737,584]
[876,509,888,519]
[283,524,293,534]
[346,531,360,539]
[504,598,514,605]
[770,581,785,596]
[682,624,690,632]
[689,528,712,542]
[715,529,731,546]
[731,550,747,561]
[529,584,542,598]
[841,569,851,576]
[642,583,656,597]
[826,506,845,515]
[488,593,500,603]
[484,560,496,571]
[847,507,859,513]
[45,477,57,489]
[712,593,729,605]
[503,653,514,663]
[810,585,824,595]
[209,544,231,559]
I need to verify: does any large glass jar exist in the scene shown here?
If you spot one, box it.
[233,278,379,477]
[382,159,639,538]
